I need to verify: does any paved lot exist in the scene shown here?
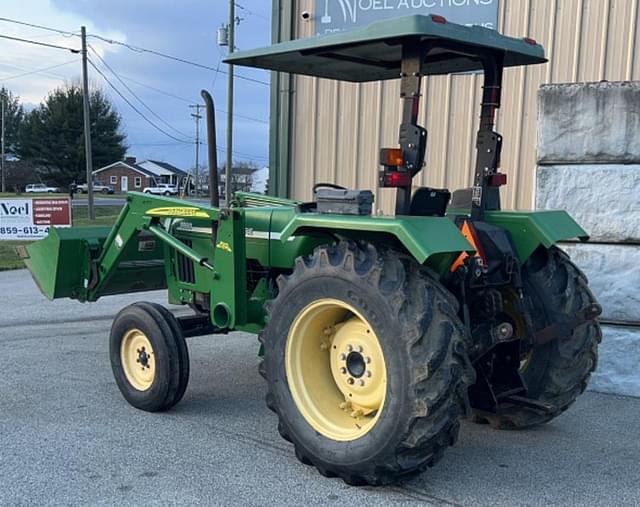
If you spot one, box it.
[1,268,639,506]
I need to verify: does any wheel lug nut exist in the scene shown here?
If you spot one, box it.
[340,367,347,374]
[358,379,365,386]
[347,378,354,385]
[339,353,346,361]
[365,357,371,364]
[347,344,353,352]
[366,371,372,378]
[357,345,363,353]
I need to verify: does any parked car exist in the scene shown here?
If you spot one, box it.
[143,183,179,196]
[25,183,61,193]
[77,182,114,194]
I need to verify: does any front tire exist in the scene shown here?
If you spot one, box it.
[260,242,474,485]
[473,247,602,429]
[110,302,190,412]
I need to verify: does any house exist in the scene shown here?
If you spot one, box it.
[138,160,189,186]
[92,157,188,193]
[218,165,268,196]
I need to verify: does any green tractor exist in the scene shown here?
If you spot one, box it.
[22,15,602,485]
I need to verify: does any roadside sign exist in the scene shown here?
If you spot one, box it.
[314,0,499,35]
[0,197,72,240]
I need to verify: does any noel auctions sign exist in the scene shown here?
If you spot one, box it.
[0,197,71,240]
[314,0,499,35]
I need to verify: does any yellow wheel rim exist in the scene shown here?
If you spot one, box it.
[120,329,156,391]
[285,299,387,442]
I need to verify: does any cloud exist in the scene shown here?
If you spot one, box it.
[1,0,271,169]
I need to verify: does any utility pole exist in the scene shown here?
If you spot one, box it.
[80,26,94,220]
[190,104,204,197]
[226,0,235,205]
[1,93,5,193]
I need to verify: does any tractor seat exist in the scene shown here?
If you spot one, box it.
[410,187,451,217]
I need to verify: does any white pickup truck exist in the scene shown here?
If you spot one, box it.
[25,183,61,193]
[77,182,114,194]
[142,183,179,196]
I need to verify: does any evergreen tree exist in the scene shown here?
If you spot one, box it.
[17,84,127,185]
[0,86,24,155]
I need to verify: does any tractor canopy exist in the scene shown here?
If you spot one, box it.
[225,14,546,82]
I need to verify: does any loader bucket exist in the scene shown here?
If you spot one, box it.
[22,226,110,301]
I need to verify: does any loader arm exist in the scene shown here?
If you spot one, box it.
[24,193,249,329]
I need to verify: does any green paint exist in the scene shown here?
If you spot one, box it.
[279,213,474,269]
[483,210,588,261]
[227,14,546,82]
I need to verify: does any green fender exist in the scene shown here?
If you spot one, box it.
[279,213,475,273]
[279,209,588,272]
[482,209,589,261]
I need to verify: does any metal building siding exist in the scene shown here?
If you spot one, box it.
[285,0,640,210]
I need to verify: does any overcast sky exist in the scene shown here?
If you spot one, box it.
[0,0,272,170]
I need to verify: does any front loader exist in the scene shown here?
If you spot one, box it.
[22,15,601,486]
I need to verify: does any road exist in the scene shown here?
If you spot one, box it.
[1,268,639,506]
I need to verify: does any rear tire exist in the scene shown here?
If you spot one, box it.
[260,241,474,485]
[110,302,189,412]
[473,247,601,429]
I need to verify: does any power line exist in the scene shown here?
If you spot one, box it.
[234,2,270,21]
[0,15,269,86]
[108,71,269,124]
[0,59,77,82]
[0,34,80,53]
[129,138,268,163]
[87,57,193,145]
[88,45,192,140]
[0,17,77,37]
[89,34,270,86]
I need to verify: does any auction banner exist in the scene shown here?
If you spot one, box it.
[314,0,499,35]
[0,197,72,240]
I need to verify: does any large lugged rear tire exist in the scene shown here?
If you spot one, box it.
[260,241,474,485]
[110,302,190,412]
[474,247,602,429]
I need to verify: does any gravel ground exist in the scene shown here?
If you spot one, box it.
[1,269,639,506]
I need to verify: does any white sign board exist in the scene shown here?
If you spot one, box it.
[0,197,72,240]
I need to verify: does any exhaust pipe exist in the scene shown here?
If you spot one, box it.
[200,90,220,208]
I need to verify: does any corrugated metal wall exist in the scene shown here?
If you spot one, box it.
[285,0,640,211]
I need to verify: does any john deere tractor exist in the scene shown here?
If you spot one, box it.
[22,15,602,485]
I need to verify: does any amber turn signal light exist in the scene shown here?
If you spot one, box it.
[379,148,404,167]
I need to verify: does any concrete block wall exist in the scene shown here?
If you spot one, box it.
[536,82,640,398]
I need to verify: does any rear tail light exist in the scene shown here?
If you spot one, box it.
[379,169,412,188]
[488,173,507,187]
[431,15,447,24]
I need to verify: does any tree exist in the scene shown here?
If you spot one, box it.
[17,84,127,186]
[0,87,24,155]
